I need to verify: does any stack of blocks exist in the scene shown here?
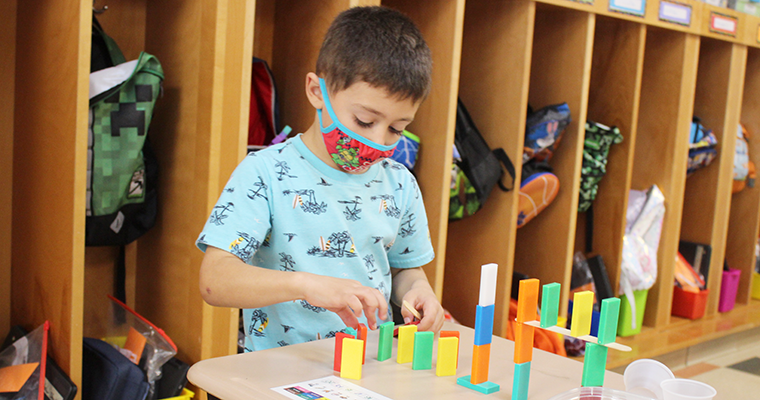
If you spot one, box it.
[456,263,500,394]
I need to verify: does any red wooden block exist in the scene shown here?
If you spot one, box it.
[440,331,460,368]
[334,332,355,372]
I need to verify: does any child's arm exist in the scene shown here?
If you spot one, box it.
[391,267,444,332]
[200,246,389,329]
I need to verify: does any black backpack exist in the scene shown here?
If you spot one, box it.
[449,99,515,220]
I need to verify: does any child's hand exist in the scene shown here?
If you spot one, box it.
[401,288,444,333]
[300,273,388,330]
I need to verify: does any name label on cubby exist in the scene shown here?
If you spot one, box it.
[710,12,738,37]
[610,0,646,17]
[658,1,692,26]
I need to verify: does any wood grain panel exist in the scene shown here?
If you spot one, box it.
[514,4,595,317]
[0,0,16,337]
[585,17,646,294]
[96,0,148,61]
[443,0,534,335]
[685,39,745,317]
[633,28,698,328]
[381,0,465,297]
[13,0,90,388]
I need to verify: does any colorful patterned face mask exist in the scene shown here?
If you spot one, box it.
[318,78,398,172]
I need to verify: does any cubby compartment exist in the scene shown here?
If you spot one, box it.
[443,0,535,333]
[678,37,745,319]
[575,16,646,297]
[725,46,760,308]
[0,0,15,336]
[631,27,698,329]
[513,3,595,317]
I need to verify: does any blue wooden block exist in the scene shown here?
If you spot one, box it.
[512,362,531,400]
[474,304,495,346]
[457,375,500,394]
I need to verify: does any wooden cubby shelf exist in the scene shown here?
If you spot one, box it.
[4,1,760,399]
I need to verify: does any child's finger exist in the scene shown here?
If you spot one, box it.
[335,308,359,330]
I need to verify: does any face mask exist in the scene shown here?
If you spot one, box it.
[318,78,398,172]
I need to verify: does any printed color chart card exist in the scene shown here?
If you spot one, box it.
[271,376,393,400]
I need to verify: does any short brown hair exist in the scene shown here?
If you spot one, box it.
[316,6,432,103]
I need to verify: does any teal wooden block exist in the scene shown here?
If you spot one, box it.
[412,331,434,370]
[377,321,394,361]
[345,327,357,337]
[582,343,609,387]
[457,376,500,394]
[540,283,561,328]
[597,297,621,345]
[512,361,531,400]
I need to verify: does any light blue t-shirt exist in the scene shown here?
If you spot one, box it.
[196,135,435,351]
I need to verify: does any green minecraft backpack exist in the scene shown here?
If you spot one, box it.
[87,19,164,246]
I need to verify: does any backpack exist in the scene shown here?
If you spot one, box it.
[248,57,280,148]
[86,18,163,247]
[733,123,756,193]
[449,99,515,220]
[687,117,718,176]
[524,103,572,164]
[82,338,149,400]
[578,121,623,212]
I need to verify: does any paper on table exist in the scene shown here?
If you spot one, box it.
[271,376,392,400]
[0,362,39,393]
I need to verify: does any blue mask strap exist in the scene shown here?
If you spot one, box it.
[317,78,398,152]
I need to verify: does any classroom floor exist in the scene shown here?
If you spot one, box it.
[611,326,760,399]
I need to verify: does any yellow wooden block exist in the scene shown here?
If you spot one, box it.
[436,336,458,376]
[397,325,417,364]
[570,291,595,338]
[340,338,363,380]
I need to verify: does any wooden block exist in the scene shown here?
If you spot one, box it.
[440,331,460,368]
[517,278,540,323]
[333,332,355,372]
[540,283,561,328]
[597,297,621,345]
[514,322,535,364]
[581,343,608,387]
[377,321,394,362]
[340,338,363,380]
[479,263,499,306]
[358,323,368,364]
[570,291,595,337]
[397,324,417,364]
[412,331,434,370]
[471,343,491,385]
[436,336,458,376]
[474,304,495,346]
[512,362,531,400]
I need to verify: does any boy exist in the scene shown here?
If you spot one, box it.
[196,6,443,352]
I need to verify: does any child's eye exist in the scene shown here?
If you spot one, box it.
[389,127,403,136]
[354,117,373,128]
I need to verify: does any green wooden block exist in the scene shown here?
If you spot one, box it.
[457,376,500,394]
[540,283,561,328]
[512,362,531,400]
[412,331,434,370]
[597,297,621,345]
[377,321,394,361]
[581,343,608,387]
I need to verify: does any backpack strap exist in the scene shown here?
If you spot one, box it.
[492,148,516,192]
[92,15,126,66]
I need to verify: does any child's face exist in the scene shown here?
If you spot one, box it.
[322,80,420,148]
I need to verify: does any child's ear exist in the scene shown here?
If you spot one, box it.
[305,72,324,110]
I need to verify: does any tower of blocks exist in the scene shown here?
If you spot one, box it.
[457,263,500,394]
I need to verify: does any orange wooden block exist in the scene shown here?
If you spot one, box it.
[441,331,460,368]
[471,343,491,385]
[358,323,368,365]
[514,322,535,364]
[517,279,539,323]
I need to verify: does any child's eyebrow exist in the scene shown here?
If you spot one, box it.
[356,104,413,122]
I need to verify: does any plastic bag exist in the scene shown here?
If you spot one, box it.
[0,322,48,400]
[619,185,665,329]
[103,296,177,399]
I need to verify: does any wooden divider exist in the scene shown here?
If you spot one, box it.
[514,3,595,316]
[0,0,16,337]
[381,0,465,296]
[632,27,698,329]
[581,16,646,294]
[682,38,746,317]
[726,47,760,306]
[443,0,535,334]
[12,0,90,386]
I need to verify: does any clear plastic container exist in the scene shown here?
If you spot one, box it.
[548,387,657,400]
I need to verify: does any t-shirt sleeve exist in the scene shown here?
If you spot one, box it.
[388,173,435,269]
[196,154,273,264]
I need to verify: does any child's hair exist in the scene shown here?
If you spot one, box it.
[316,6,432,103]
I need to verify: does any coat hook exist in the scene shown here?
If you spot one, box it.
[93,1,108,14]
